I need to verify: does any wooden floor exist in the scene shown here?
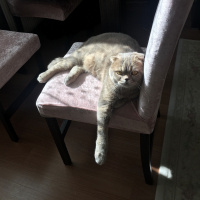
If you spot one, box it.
[0,24,199,199]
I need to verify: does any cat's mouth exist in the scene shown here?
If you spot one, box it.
[119,80,133,87]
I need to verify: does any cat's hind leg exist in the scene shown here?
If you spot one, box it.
[37,57,78,83]
[64,65,86,85]
[47,57,63,69]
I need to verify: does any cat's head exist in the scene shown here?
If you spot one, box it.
[109,52,144,88]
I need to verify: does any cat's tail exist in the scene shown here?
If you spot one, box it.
[37,56,78,83]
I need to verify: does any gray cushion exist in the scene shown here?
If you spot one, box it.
[0,30,40,88]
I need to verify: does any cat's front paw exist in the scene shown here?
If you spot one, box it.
[64,76,72,86]
[94,142,107,165]
[37,72,47,83]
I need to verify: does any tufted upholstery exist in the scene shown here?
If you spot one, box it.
[6,0,83,21]
[0,30,40,89]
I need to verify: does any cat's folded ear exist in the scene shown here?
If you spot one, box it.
[134,52,145,62]
[110,55,120,63]
[133,52,145,66]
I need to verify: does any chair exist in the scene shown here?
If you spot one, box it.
[0,30,42,141]
[5,0,83,31]
[36,0,194,184]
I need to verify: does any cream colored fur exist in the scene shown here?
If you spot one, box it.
[37,33,144,165]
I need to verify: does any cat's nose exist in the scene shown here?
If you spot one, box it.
[125,78,129,82]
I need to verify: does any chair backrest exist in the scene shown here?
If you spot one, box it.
[138,0,194,124]
[5,0,82,21]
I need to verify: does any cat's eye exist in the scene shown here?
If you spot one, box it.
[116,71,123,75]
[131,71,138,75]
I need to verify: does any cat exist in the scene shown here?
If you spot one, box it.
[37,32,144,165]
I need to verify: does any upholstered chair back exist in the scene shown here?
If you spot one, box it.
[138,0,194,131]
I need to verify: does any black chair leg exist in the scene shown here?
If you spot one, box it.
[45,118,72,165]
[140,133,153,185]
[0,103,18,142]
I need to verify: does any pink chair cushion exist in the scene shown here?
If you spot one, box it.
[6,0,83,21]
[0,30,40,89]
[36,43,153,134]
